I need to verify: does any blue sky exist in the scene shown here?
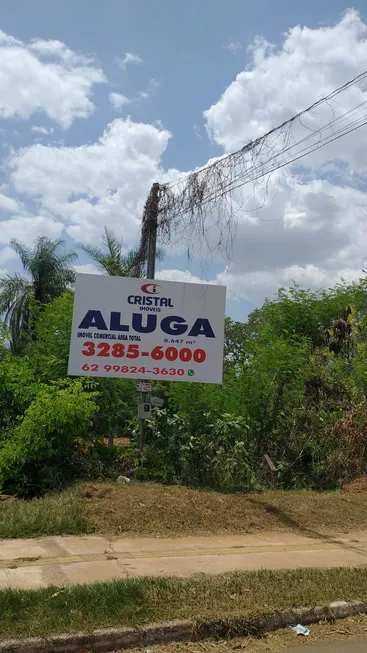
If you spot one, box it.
[1,2,367,321]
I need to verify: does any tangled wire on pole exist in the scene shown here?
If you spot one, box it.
[139,70,367,266]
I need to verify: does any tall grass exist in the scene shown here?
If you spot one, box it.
[0,487,89,539]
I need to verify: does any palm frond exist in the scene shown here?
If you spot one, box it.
[81,226,146,277]
[103,227,123,260]
[10,240,33,274]
[3,237,77,351]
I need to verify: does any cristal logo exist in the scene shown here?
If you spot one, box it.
[141,283,161,295]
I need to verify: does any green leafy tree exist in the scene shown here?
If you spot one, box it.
[28,291,74,381]
[0,237,77,353]
[224,317,249,371]
[0,379,98,496]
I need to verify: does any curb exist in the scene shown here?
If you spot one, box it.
[0,600,366,653]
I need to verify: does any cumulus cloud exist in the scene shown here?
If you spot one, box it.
[109,92,130,110]
[226,41,243,53]
[139,78,160,100]
[30,126,54,135]
[0,193,24,214]
[156,269,207,285]
[205,9,367,157]
[0,246,17,263]
[198,9,367,306]
[74,263,100,275]
[0,216,63,245]
[10,118,172,245]
[0,29,106,128]
[117,52,143,68]
[2,11,367,316]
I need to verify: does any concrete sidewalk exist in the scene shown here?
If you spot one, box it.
[1,530,367,590]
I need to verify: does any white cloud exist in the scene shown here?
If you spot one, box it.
[3,12,367,317]
[29,38,92,65]
[0,29,106,128]
[196,9,367,308]
[30,126,55,135]
[109,92,130,110]
[193,124,202,140]
[0,246,17,263]
[205,9,367,159]
[74,263,100,275]
[226,41,243,53]
[0,216,63,245]
[0,193,23,214]
[211,172,367,306]
[156,269,207,285]
[139,78,160,100]
[118,52,143,68]
[10,118,172,246]
[218,265,365,308]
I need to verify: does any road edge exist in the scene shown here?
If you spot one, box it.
[0,600,366,653]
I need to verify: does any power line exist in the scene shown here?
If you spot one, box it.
[159,69,367,227]
[165,70,367,194]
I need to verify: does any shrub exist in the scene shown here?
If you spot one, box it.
[0,379,98,496]
[144,409,256,491]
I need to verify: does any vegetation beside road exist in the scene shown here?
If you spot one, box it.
[1,482,367,540]
[0,566,366,639]
[2,234,367,501]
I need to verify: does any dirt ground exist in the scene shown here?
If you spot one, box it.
[342,476,367,493]
[120,615,367,653]
[82,481,367,538]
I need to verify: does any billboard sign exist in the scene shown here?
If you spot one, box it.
[68,274,226,384]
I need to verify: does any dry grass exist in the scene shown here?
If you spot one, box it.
[1,481,366,540]
[122,615,367,653]
[82,481,367,538]
[1,567,367,640]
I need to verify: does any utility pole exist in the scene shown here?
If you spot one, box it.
[138,182,160,451]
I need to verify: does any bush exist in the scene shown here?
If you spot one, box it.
[0,379,99,496]
[144,409,257,491]
[0,356,39,429]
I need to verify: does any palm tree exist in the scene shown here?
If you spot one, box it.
[80,226,145,277]
[0,237,77,352]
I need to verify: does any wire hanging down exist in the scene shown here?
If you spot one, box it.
[138,70,367,264]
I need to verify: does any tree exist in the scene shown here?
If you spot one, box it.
[0,237,77,352]
[80,226,143,277]
[224,317,249,371]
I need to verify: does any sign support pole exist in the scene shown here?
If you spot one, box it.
[138,183,160,451]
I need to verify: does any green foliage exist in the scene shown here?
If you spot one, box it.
[3,264,367,495]
[0,380,98,496]
[144,409,256,491]
[138,280,367,491]
[28,291,74,380]
[0,355,39,429]
[224,317,248,370]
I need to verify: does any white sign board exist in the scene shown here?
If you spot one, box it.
[151,396,165,407]
[68,274,226,384]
